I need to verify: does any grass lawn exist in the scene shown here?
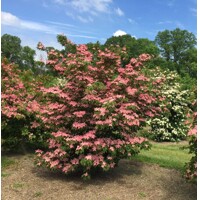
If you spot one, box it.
[134,141,192,172]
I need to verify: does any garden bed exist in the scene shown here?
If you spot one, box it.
[2,153,196,200]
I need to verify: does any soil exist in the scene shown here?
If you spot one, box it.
[1,154,197,200]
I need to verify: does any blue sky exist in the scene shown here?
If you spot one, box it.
[1,0,197,54]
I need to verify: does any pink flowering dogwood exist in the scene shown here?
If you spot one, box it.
[35,36,163,179]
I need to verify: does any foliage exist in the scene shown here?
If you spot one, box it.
[179,48,197,79]
[20,46,36,70]
[1,59,49,151]
[35,35,164,179]
[1,34,49,75]
[1,34,22,63]
[104,34,159,61]
[184,105,197,182]
[155,28,196,78]
[145,69,191,141]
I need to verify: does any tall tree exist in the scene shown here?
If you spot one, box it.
[131,38,159,58]
[155,28,196,64]
[180,47,197,78]
[104,34,159,60]
[104,34,136,48]
[1,34,37,72]
[20,46,36,69]
[1,34,22,63]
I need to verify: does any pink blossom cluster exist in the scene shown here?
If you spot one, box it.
[1,62,33,119]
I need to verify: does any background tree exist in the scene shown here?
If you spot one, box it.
[1,34,37,72]
[130,38,159,58]
[104,34,159,68]
[155,28,196,74]
[179,47,197,79]
[19,46,36,70]
[1,34,22,63]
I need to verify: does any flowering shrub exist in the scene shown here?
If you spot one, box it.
[35,36,163,179]
[146,69,191,141]
[1,59,48,150]
[185,108,197,182]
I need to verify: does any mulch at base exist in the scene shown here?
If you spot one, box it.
[2,154,197,200]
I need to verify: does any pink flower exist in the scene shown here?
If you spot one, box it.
[85,155,93,160]
[71,158,79,165]
[62,164,71,173]
[101,161,107,168]
[145,111,155,117]
[110,163,115,168]
[37,162,42,166]
[139,54,151,61]
[130,58,137,64]
[126,87,137,96]
[35,149,43,154]
[95,107,107,116]
[69,101,77,107]
[107,156,112,160]
[188,126,197,136]
[50,160,59,168]
[82,172,89,177]
[109,147,115,152]
[72,122,86,129]
[31,121,40,128]
[52,131,69,138]
[83,130,96,139]
[73,111,86,117]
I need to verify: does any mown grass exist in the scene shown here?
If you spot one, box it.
[134,141,192,172]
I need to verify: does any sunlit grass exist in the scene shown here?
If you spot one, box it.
[134,142,192,172]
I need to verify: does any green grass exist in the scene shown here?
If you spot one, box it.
[1,172,11,177]
[1,156,15,169]
[33,192,43,198]
[13,182,24,189]
[134,142,192,172]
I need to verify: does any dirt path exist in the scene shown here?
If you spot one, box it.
[2,154,196,200]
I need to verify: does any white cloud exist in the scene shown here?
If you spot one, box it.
[1,11,100,41]
[115,7,124,16]
[128,18,137,24]
[53,0,125,22]
[113,30,127,37]
[54,0,66,4]
[46,21,76,28]
[175,21,185,29]
[1,11,55,33]
[1,11,21,26]
[54,0,112,14]
[190,8,197,16]
[77,16,94,23]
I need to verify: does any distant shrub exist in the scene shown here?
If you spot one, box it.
[146,69,191,142]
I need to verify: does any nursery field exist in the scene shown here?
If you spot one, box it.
[2,141,196,200]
